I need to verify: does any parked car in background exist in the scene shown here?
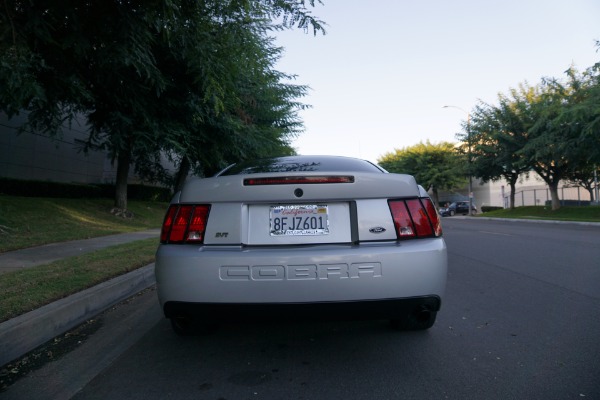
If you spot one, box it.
[439,201,477,216]
[155,155,447,334]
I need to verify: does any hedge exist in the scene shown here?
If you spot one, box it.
[0,177,172,202]
[481,206,504,213]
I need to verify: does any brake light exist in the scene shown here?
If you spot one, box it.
[244,176,354,185]
[188,205,210,242]
[422,197,443,237]
[160,206,178,242]
[388,198,442,239]
[160,204,211,244]
[388,201,415,237]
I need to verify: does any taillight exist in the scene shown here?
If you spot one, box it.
[388,201,416,237]
[160,204,211,244]
[388,198,442,239]
[160,206,178,242]
[187,205,210,242]
[422,198,443,237]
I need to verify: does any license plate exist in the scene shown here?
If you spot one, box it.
[270,205,329,236]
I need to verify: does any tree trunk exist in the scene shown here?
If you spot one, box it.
[428,186,439,208]
[508,175,518,209]
[548,181,561,210]
[174,156,191,194]
[114,149,131,211]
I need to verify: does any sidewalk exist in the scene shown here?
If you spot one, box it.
[0,229,160,274]
[0,230,160,367]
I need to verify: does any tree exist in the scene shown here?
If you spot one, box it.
[1,2,166,210]
[0,0,325,211]
[553,64,600,201]
[378,141,466,207]
[522,68,598,210]
[464,63,600,210]
[566,165,600,202]
[462,86,535,209]
[163,30,309,193]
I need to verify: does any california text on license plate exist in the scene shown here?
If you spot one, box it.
[269,205,329,236]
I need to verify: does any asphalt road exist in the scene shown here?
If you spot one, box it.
[4,218,600,400]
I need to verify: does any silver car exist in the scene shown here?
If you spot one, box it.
[155,155,447,334]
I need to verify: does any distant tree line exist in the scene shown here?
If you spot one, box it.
[380,52,600,210]
[378,141,466,208]
[0,0,325,211]
[462,61,600,210]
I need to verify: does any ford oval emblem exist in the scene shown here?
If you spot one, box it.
[369,227,386,234]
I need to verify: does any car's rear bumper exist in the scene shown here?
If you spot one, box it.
[163,295,441,322]
[156,238,447,307]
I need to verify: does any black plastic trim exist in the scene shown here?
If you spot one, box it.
[163,296,441,322]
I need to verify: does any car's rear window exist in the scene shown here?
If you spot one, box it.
[218,156,385,176]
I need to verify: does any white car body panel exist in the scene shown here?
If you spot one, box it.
[181,172,420,246]
[178,172,420,204]
[156,239,446,304]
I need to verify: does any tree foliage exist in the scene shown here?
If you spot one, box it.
[550,63,600,196]
[0,0,325,210]
[460,62,600,210]
[461,85,536,208]
[378,141,466,207]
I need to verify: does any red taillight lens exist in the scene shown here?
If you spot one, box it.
[388,200,416,238]
[388,198,442,239]
[187,205,210,243]
[160,205,178,242]
[160,204,210,244]
[406,199,434,237]
[170,205,193,243]
[422,198,443,237]
[244,176,354,185]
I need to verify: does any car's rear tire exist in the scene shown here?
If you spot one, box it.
[390,309,437,331]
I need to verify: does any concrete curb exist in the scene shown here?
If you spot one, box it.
[0,263,156,367]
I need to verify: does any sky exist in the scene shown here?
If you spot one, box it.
[274,0,600,164]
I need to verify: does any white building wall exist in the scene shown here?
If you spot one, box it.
[438,174,593,209]
[1,112,175,185]
[1,112,111,183]
[471,175,592,208]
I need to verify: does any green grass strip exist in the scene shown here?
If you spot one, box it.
[0,238,158,323]
[480,205,600,222]
[0,196,167,253]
